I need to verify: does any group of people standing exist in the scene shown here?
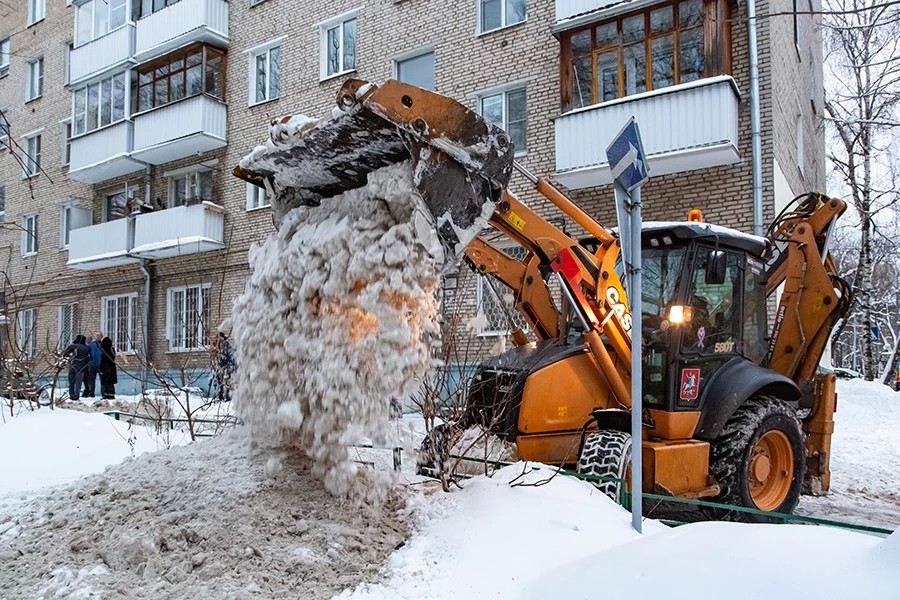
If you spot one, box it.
[63,333,117,401]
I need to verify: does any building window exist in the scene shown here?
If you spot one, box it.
[59,303,79,349]
[319,13,357,79]
[560,0,730,111]
[136,45,226,113]
[22,213,39,256]
[0,185,5,222]
[18,309,37,358]
[138,0,182,19]
[477,245,528,335]
[23,133,41,178]
[61,120,73,167]
[479,87,527,154]
[27,58,44,101]
[249,42,281,105]
[0,111,7,150]
[105,187,135,221]
[101,294,136,353]
[0,38,10,77]
[64,42,73,85]
[167,284,211,351]
[72,72,127,136]
[480,0,526,33]
[28,0,46,26]
[246,182,270,210]
[75,0,128,46]
[169,168,213,207]
[396,51,435,91]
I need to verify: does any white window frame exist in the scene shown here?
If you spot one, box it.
[101,293,137,354]
[166,283,212,351]
[58,303,79,350]
[0,37,10,77]
[22,131,42,178]
[22,213,39,256]
[64,41,73,85]
[167,167,213,207]
[246,182,271,211]
[477,0,527,34]
[0,109,7,151]
[393,47,435,91]
[61,118,73,167]
[74,0,128,46]
[246,38,283,106]
[18,308,37,358]
[26,57,44,101]
[317,9,359,81]
[71,71,128,136]
[28,0,46,26]
[475,84,528,156]
[476,244,528,336]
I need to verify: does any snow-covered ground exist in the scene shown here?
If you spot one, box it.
[0,379,897,598]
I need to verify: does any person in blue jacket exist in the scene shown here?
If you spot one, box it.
[83,332,102,398]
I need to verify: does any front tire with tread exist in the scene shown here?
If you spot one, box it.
[706,395,805,522]
[577,430,631,503]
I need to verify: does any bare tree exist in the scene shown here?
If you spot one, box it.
[823,0,900,380]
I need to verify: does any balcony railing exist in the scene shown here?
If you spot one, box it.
[67,203,225,270]
[132,95,227,164]
[69,24,135,85]
[555,0,619,27]
[554,76,741,190]
[131,202,225,260]
[134,0,229,62]
[67,218,137,270]
[67,121,145,184]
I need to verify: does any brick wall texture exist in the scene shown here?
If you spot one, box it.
[0,0,827,374]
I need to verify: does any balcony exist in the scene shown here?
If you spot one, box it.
[555,0,620,30]
[131,95,227,165]
[66,203,225,270]
[131,202,225,260]
[68,121,145,184]
[67,218,137,270]
[69,24,135,85]
[554,76,741,190]
[134,0,229,63]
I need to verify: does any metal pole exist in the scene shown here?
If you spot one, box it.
[629,186,643,534]
[747,0,764,237]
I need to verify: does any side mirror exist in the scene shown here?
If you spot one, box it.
[705,250,727,285]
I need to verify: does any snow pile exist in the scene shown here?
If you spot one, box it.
[797,379,900,527]
[0,433,407,599]
[232,162,444,497]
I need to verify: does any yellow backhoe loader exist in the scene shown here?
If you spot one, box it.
[235,80,848,520]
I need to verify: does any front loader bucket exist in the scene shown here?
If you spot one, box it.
[234,79,516,257]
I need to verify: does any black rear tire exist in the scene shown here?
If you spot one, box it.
[577,430,631,503]
[705,395,805,522]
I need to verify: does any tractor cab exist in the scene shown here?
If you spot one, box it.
[638,221,770,418]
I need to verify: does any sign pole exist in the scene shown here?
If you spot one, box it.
[628,185,643,534]
[606,117,648,534]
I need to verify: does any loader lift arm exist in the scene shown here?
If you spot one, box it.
[764,193,850,493]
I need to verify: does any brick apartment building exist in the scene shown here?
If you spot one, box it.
[0,0,826,392]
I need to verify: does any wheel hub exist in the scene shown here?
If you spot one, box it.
[748,430,794,511]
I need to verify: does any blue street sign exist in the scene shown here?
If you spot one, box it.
[872,325,879,341]
[606,117,649,192]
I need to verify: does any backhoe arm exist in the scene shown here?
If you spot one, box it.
[764,193,848,494]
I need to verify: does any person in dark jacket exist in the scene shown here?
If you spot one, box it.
[212,319,235,402]
[83,332,102,398]
[63,335,91,401]
[99,336,117,400]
